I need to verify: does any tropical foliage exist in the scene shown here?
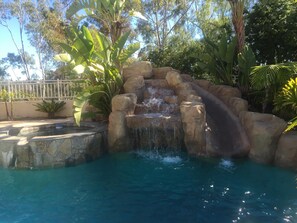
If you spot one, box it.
[55,25,139,125]
[67,0,145,44]
[250,62,297,112]
[279,76,297,131]
[197,33,237,86]
[237,45,256,94]
[274,77,297,119]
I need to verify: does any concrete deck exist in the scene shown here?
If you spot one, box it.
[0,118,75,132]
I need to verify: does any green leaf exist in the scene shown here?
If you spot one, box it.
[66,0,102,20]
[73,26,94,58]
[73,91,91,126]
[118,42,140,63]
[82,25,94,44]
[285,116,297,132]
[114,31,130,52]
[89,63,104,73]
[218,34,227,59]
[225,37,237,64]
[58,43,77,55]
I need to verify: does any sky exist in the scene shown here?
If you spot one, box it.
[0,18,40,80]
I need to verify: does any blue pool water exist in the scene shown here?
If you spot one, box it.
[0,151,296,223]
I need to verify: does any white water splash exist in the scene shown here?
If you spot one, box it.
[218,159,235,172]
[142,98,163,110]
[162,156,182,164]
[134,151,182,164]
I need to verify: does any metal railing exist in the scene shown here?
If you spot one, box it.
[0,79,86,101]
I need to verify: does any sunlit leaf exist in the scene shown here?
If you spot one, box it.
[129,10,147,21]
[73,64,85,74]
[54,53,72,63]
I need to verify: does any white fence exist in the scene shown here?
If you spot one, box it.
[0,80,86,101]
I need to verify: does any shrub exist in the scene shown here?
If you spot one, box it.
[34,99,66,119]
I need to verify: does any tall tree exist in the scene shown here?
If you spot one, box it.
[0,0,34,80]
[246,0,297,64]
[1,52,35,79]
[25,0,69,80]
[137,0,195,49]
[193,0,231,40]
[0,63,9,80]
[228,0,245,53]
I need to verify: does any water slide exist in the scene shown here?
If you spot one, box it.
[191,83,250,157]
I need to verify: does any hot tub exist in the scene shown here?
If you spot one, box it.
[0,122,107,169]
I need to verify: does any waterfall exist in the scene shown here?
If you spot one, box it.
[127,82,184,151]
[2,150,14,168]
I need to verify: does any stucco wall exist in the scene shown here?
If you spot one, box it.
[0,100,74,120]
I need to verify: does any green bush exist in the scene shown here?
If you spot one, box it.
[145,36,207,79]
[34,99,66,119]
[274,77,297,120]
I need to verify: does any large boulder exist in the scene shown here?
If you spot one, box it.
[194,79,212,90]
[181,74,193,82]
[152,67,174,79]
[123,61,153,81]
[111,93,137,115]
[180,101,206,156]
[240,111,287,164]
[186,94,202,103]
[209,85,241,101]
[109,93,137,152]
[166,71,183,88]
[145,79,169,88]
[108,111,130,152]
[123,76,145,102]
[176,82,192,91]
[274,131,297,170]
[228,97,248,117]
[177,89,197,104]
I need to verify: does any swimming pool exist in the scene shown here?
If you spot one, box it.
[0,151,296,223]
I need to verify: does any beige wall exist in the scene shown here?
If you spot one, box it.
[0,100,75,120]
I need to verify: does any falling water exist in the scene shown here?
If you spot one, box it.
[127,83,183,151]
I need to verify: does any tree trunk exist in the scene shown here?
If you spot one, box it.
[10,100,13,120]
[4,101,10,120]
[228,0,245,54]
[19,24,31,80]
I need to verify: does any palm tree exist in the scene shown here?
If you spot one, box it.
[228,0,245,53]
[250,62,297,112]
[67,0,145,44]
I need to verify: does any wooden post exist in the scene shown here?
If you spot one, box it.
[57,79,61,100]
